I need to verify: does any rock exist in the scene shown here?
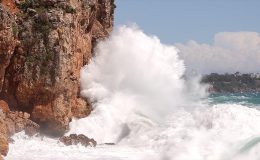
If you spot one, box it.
[0,0,115,136]
[104,143,115,145]
[0,0,19,14]
[27,8,37,16]
[0,109,39,157]
[24,120,39,136]
[0,0,114,156]
[8,137,14,143]
[0,100,9,113]
[0,111,8,156]
[0,4,17,92]
[4,111,39,136]
[59,134,97,147]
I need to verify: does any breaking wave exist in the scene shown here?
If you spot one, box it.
[6,26,260,160]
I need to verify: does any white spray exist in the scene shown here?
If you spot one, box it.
[68,26,206,144]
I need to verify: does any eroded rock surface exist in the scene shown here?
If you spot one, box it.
[0,4,17,92]
[5,111,39,137]
[0,101,39,157]
[0,0,115,136]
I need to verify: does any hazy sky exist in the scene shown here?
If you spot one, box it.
[115,0,260,44]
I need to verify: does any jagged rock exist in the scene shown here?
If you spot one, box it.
[5,111,39,136]
[59,134,97,147]
[0,109,39,157]
[0,0,115,136]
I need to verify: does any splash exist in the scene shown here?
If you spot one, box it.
[68,26,205,143]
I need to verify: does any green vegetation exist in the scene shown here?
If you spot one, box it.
[33,21,52,35]
[11,22,18,37]
[65,5,76,14]
[19,0,35,10]
[202,73,260,93]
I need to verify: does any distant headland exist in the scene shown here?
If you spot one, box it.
[202,72,260,93]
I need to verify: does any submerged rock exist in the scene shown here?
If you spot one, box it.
[59,134,97,147]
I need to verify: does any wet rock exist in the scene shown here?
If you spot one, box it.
[59,134,97,147]
[104,143,115,145]
[8,137,14,143]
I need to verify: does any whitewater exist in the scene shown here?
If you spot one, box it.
[6,26,260,160]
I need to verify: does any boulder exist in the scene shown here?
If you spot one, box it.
[59,134,97,147]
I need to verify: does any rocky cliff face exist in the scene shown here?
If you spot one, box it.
[0,0,114,134]
[0,0,114,156]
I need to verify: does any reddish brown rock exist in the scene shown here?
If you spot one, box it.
[0,3,17,93]
[4,111,39,136]
[1,0,19,14]
[0,0,115,136]
[0,111,8,156]
[0,109,39,157]
[0,0,114,156]
[0,100,9,113]
[59,134,97,147]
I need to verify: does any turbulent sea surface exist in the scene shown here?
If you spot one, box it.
[6,27,260,160]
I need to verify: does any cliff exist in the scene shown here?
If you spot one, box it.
[0,0,115,157]
[202,73,260,93]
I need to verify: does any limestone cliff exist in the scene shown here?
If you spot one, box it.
[0,0,114,156]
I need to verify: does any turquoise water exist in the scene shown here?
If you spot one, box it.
[208,92,260,106]
[209,92,260,155]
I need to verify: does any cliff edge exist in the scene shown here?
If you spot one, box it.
[0,0,115,156]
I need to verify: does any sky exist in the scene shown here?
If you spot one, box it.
[115,0,260,44]
[115,0,260,73]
